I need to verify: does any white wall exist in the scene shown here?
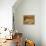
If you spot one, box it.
[0,0,16,29]
[13,0,46,46]
[41,0,46,46]
[13,0,41,46]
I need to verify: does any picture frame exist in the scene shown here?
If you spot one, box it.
[23,15,35,25]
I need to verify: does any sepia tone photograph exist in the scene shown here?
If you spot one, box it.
[23,15,35,24]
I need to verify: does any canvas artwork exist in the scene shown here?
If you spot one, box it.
[23,15,35,24]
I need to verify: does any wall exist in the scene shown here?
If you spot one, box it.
[41,0,46,46]
[0,0,16,29]
[13,0,41,46]
[0,0,16,39]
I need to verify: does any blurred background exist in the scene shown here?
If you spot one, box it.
[0,0,46,46]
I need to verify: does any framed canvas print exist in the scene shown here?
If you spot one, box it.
[23,15,35,25]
